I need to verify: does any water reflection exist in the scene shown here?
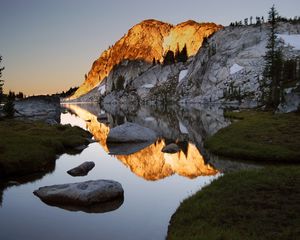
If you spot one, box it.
[38,195,124,214]
[62,103,225,180]
[0,163,56,207]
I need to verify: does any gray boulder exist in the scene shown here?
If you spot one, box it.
[162,143,180,154]
[107,122,157,143]
[33,180,123,206]
[67,161,95,176]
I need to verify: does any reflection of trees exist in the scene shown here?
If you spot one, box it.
[0,166,55,207]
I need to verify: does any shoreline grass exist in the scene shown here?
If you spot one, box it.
[204,111,300,162]
[167,166,300,240]
[0,120,91,178]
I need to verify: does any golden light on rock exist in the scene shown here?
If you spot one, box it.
[64,104,218,181]
[71,20,222,99]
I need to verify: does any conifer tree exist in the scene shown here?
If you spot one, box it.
[4,91,15,118]
[163,50,175,65]
[115,75,125,90]
[175,43,180,62]
[178,44,188,63]
[0,56,4,103]
[263,5,282,108]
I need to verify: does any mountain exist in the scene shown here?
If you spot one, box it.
[71,19,222,99]
[177,22,300,110]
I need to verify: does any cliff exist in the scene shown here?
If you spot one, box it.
[71,19,222,99]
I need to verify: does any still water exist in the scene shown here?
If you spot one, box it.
[0,103,234,240]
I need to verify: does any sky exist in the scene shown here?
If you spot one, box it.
[0,0,300,95]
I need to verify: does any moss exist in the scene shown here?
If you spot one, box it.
[168,166,300,240]
[0,120,91,178]
[205,111,300,162]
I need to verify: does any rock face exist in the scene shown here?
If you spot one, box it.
[33,180,123,206]
[178,22,300,107]
[67,161,95,176]
[107,122,158,143]
[71,19,222,99]
[14,96,60,122]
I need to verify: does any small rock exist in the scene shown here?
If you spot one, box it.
[107,122,157,143]
[67,161,95,176]
[33,179,124,206]
[162,143,180,154]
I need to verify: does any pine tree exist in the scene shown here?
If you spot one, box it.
[115,75,125,90]
[152,57,156,66]
[178,44,188,63]
[163,50,175,65]
[175,43,180,62]
[263,5,282,108]
[4,91,15,118]
[0,56,4,103]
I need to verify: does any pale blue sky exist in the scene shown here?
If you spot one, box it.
[0,0,299,95]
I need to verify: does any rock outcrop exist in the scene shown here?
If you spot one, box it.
[71,19,222,99]
[33,180,124,206]
[178,22,300,107]
[107,122,158,143]
[67,161,95,177]
[14,96,60,123]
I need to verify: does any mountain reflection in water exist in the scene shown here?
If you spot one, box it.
[62,103,228,180]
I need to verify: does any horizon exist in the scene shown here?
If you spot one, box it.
[1,0,300,95]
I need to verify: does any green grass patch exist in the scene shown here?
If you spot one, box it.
[0,120,91,178]
[205,111,300,162]
[168,166,300,240]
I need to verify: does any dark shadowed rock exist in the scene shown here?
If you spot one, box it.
[33,180,124,206]
[67,161,95,176]
[162,143,180,154]
[107,122,157,143]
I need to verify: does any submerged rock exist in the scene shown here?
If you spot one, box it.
[33,180,124,206]
[107,122,157,143]
[67,161,95,177]
[162,143,180,154]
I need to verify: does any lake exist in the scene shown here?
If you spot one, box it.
[0,103,257,240]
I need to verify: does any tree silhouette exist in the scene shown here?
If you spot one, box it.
[115,75,125,90]
[0,56,4,103]
[178,44,188,63]
[263,5,282,108]
[4,91,15,118]
[163,50,175,65]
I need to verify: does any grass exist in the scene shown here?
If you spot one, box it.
[0,120,91,178]
[204,111,300,162]
[167,166,300,240]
